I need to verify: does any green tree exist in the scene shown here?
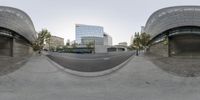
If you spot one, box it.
[39,29,51,49]
[86,41,95,48]
[32,40,41,51]
[131,32,150,50]
[139,32,150,49]
[32,29,51,51]
[132,32,141,49]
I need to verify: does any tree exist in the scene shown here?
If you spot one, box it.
[139,32,150,49]
[66,39,70,47]
[32,40,41,51]
[71,41,77,48]
[132,32,141,49]
[131,32,150,50]
[32,29,51,51]
[86,41,94,48]
[38,29,51,49]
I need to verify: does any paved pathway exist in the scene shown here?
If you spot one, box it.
[0,55,200,100]
[0,56,29,76]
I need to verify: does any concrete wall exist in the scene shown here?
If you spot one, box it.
[95,45,108,53]
[0,7,36,57]
[144,6,200,40]
[169,34,200,56]
[13,38,33,57]
[148,34,200,57]
[148,41,169,57]
[0,6,36,42]
[0,36,12,56]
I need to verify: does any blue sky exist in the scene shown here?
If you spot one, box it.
[1,0,200,45]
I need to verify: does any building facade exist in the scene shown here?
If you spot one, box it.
[103,33,112,46]
[81,36,104,45]
[44,36,64,51]
[0,6,36,57]
[118,42,128,46]
[107,45,128,52]
[75,24,113,53]
[144,6,200,57]
[75,24,104,44]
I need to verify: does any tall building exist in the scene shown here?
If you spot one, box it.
[75,24,104,44]
[81,36,104,45]
[75,24,113,53]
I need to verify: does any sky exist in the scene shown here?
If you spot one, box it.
[1,0,200,45]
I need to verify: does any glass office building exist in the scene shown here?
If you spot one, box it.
[75,24,104,44]
[103,33,112,46]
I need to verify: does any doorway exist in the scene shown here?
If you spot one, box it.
[0,35,13,56]
[169,34,200,56]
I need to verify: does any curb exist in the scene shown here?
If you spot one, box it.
[46,54,134,77]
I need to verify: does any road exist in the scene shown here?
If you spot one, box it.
[1,53,200,100]
[47,52,134,72]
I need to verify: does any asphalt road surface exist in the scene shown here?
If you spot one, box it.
[47,52,134,72]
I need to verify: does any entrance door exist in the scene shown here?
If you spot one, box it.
[0,35,12,56]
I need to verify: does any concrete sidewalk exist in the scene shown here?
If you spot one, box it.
[0,55,200,100]
[0,56,30,76]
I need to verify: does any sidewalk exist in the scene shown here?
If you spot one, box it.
[0,55,200,100]
[0,56,30,76]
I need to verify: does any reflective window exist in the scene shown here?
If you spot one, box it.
[76,24,104,44]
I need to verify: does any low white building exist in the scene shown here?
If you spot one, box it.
[44,36,64,51]
[118,42,128,46]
